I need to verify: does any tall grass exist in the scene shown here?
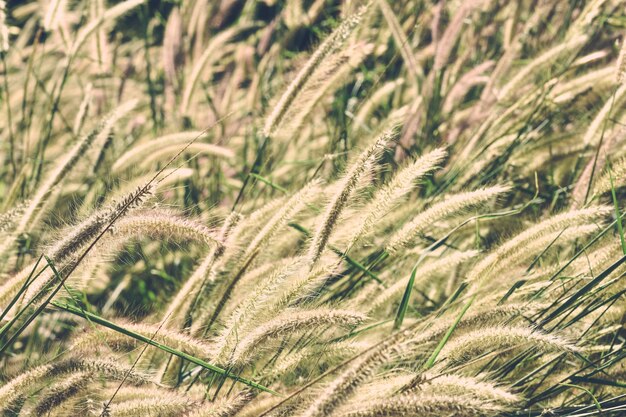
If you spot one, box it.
[0,1,625,416]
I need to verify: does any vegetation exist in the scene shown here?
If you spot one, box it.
[0,0,626,415]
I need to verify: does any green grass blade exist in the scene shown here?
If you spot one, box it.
[424,295,476,369]
[394,264,416,330]
[250,173,288,193]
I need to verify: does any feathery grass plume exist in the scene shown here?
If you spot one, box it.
[180,23,259,116]
[386,185,510,253]
[571,125,626,207]
[163,212,241,328]
[230,308,366,366]
[583,83,626,146]
[296,333,405,417]
[353,78,405,130]
[594,157,626,196]
[212,259,304,362]
[73,83,93,136]
[42,0,67,32]
[0,363,54,411]
[457,75,558,163]
[268,254,341,311]
[400,303,535,355]
[17,100,137,233]
[140,142,235,169]
[162,7,184,90]
[352,373,421,401]
[107,395,196,417]
[433,0,484,72]
[71,322,214,359]
[220,256,297,317]
[466,206,611,286]
[345,148,447,251]
[91,0,111,72]
[0,0,8,53]
[368,250,478,313]
[47,183,154,263]
[270,341,361,377]
[278,42,373,139]
[106,168,194,208]
[32,371,90,415]
[113,131,204,171]
[185,390,255,417]
[568,0,614,37]
[112,131,234,173]
[242,180,320,264]
[376,0,420,91]
[415,373,520,405]
[442,61,494,113]
[338,393,505,417]
[220,198,286,263]
[438,325,578,367]
[53,356,152,385]
[68,0,145,59]
[497,34,588,100]
[0,357,149,412]
[11,183,154,306]
[0,200,28,233]
[568,237,623,277]
[263,5,368,137]
[307,131,392,266]
[551,66,614,104]
[113,210,221,247]
[468,224,600,290]
[617,36,626,84]
[97,386,191,404]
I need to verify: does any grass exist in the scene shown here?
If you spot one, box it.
[0,0,626,416]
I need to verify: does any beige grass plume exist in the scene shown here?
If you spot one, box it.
[16,100,138,236]
[0,357,150,413]
[594,157,626,196]
[438,325,578,367]
[386,185,510,253]
[32,371,90,416]
[242,180,320,265]
[230,308,366,366]
[163,212,241,328]
[0,0,8,53]
[42,0,67,32]
[345,148,447,252]
[415,373,519,405]
[112,131,234,173]
[212,259,303,362]
[71,321,214,360]
[2,183,154,310]
[307,130,392,267]
[466,206,611,286]
[113,209,221,247]
[263,5,368,138]
[617,36,626,84]
[106,395,196,417]
[338,393,505,417]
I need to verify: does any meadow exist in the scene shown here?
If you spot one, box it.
[0,0,625,415]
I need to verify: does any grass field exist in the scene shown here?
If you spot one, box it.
[1,0,626,415]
